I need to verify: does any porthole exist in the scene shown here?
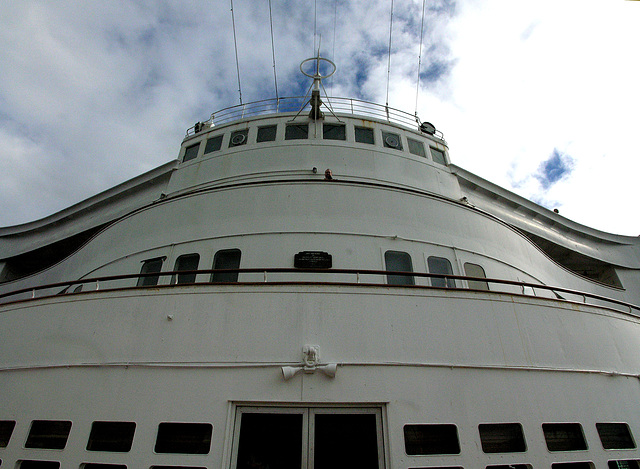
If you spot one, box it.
[384,134,400,148]
[229,130,248,147]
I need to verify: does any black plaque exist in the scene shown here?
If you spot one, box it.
[294,251,332,269]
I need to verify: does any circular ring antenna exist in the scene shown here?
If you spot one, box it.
[300,57,336,79]
[384,135,400,148]
[231,134,247,146]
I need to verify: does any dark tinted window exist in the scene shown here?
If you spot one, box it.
[285,124,308,140]
[384,251,414,286]
[137,258,163,287]
[430,147,447,165]
[236,413,303,469]
[229,129,249,147]
[82,465,127,469]
[151,467,207,469]
[155,422,212,454]
[25,420,72,449]
[0,420,16,447]
[19,462,61,469]
[382,131,402,150]
[355,127,374,144]
[86,421,136,452]
[428,256,455,288]
[407,138,426,157]
[314,413,379,469]
[212,249,242,283]
[404,424,460,455]
[551,463,593,469]
[487,466,532,469]
[204,135,223,154]
[173,254,200,285]
[543,423,587,452]
[323,123,346,141]
[479,423,526,453]
[183,143,200,162]
[608,461,640,469]
[597,423,636,449]
[257,125,277,142]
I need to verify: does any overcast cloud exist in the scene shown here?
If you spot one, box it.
[1,0,638,235]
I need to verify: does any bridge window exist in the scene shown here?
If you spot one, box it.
[154,422,212,454]
[172,254,200,285]
[86,421,136,452]
[230,129,249,147]
[543,423,587,452]
[257,125,277,142]
[355,126,375,144]
[285,123,308,140]
[403,424,460,455]
[428,256,455,288]
[137,257,164,287]
[551,463,594,469]
[81,464,127,468]
[18,462,61,469]
[384,251,414,285]
[211,249,242,283]
[430,147,447,165]
[479,423,526,453]
[183,143,200,162]
[25,420,72,450]
[204,134,223,154]
[597,423,635,449]
[407,137,426,157]
[608,461,640,469]
[382,131,402,150]
[323,123,346,141]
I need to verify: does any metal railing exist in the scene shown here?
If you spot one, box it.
[1,268,638,317]
[185,96,446,141]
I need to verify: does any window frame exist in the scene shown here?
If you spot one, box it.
[182,142,200,163]
[171,253,201,285]
[384,250,415,286]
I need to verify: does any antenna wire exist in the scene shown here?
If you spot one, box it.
[385,0,394,108]
[230,0,243,105]
[268,0,279,101]
[415,0,426,117]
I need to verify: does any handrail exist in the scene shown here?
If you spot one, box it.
[1,268,638,317]
[184,96,446,141]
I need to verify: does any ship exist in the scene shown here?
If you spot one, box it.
[1,56,640,469]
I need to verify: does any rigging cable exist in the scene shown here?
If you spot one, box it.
[314,0,317,57]
[268,0,279,102]
[385,0,394,109]
[230,0,243,105]
[415,0,426,118]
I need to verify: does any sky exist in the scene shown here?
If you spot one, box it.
[0,0,639,236]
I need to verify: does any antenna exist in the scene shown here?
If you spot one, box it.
[415,0,426,118]
[299,53,336,120]
[230,0,243,105]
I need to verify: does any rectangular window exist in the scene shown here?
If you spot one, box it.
[428,256,455,288]
[551,463,594,469]
[0,420,16,447]
[430,147,447,165]
[285,124,308,140]
[404,424,460,455]
[172,254,200,285]
[151,467,207,469]
[355,127,375,144]
[464,262,489,291]
[211,249,242,283]
[18,462,61,469]
[543,423,587,452]
[384,250,414,286]
[233,406,384,469]
[183,143,200,163]
[609,461,640,469]
[257,125,277,142]
[154,422,213,454]
[479,423,526,453]
[382,131,402,150]
[407,138,426,157]
[81,464,127,469]
[25,420,72,450]
[86,421,136,452]
[323,123,346,141]
[204,135,223,154]
[597,423,636,449]
[487,466,532,469]
[137,257,164,287]
[229,129,249,147]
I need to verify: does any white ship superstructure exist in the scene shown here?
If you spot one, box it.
[1,60,640,469]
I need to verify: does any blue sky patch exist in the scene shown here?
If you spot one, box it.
[535,149,574,190]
